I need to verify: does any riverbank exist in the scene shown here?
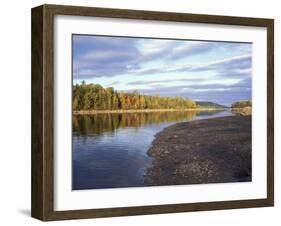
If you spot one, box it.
[73,108,229,115]
[145,115,252,186]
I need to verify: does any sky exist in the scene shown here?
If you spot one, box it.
[73,35,252,106]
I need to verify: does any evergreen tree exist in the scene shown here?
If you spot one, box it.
[73,82,198,111]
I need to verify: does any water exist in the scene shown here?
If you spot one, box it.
[72,110,233,190]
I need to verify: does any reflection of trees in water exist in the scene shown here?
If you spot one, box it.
[73,111,222,135]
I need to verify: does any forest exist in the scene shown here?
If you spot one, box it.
[73,82,197,111]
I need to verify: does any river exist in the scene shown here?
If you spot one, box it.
[72,110,233,190]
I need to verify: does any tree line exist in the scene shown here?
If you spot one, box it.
[73,81,197,111]
[231,100,252,109]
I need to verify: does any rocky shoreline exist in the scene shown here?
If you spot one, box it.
[145,116,252,186]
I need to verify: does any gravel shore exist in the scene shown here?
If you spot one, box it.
[145,116,252,186]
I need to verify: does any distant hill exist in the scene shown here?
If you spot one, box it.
[196,101,228,109]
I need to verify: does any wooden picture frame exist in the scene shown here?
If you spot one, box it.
[31,4,274,221]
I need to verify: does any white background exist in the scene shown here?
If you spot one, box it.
[0,0,279,225]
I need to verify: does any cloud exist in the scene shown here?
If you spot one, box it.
[125,77,250,93]
[127,78,203,86]
[107,81,121,86]
[73,35,252,79]
[212,55,252,70]
[166,42,221,60]
[166,41,251,61]
[122,53,251,78]
[145,55,251,75]
[73,35,140,78]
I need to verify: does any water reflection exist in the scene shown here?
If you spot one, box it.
[72,110,232,190]
[73,111,199,136]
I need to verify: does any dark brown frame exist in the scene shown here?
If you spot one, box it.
[31,4,274,221]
